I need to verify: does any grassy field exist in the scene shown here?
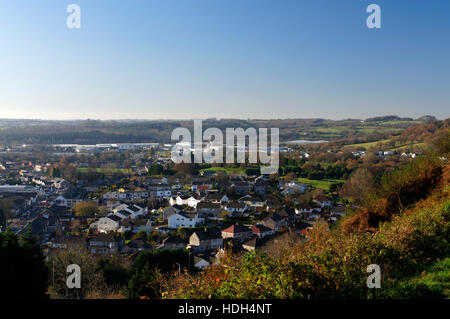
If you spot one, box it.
[391,142,427,151]
[343,139,391,150]
[357,127,402,134]
[380,120,423,126]
[296,178,345,191]
[312,123,411,135]
[306,120,421,141]
[344,139,427,151]
[312,127,354,134]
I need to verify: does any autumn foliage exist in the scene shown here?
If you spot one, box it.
[342,156,444,233]
[160,127,450,299]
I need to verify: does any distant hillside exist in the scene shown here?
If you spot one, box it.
[338,118,449,152]
[0,116,436,146]
[365,115,414,122]
[417,115,438,123]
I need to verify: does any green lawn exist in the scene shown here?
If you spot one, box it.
[296,178,345,191]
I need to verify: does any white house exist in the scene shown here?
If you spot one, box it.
[280,182,307,196]
[187,196,202,208]
[170,195,202,208]
[54,195,83,208]
[225,202,248,216]
[169,195,188,206]
[313,195,333,208]
[168,211,202,229]
[96,215,121,233]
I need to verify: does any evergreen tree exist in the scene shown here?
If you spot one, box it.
[0,231,49,299]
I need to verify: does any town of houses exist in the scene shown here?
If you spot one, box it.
[0,143,369,272]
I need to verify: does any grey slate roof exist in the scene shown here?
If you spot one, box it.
[192,228,222,241]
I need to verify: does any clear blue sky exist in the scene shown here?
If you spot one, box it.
[0,0,449,120]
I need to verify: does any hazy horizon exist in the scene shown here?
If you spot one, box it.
[0,114,443,122]
[1,1,449,120]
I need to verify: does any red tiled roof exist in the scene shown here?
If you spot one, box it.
[251,224,272,234]
[222,224,251,234]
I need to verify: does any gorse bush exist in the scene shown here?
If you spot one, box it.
[342,156,444,233]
